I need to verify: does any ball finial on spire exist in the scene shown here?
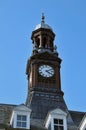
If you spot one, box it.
[41,13,45,23]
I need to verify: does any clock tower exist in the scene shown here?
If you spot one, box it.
[26,14,68,123]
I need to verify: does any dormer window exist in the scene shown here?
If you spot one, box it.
[45,108,67,130]
[10,104,31,129]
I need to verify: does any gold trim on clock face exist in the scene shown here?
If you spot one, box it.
[38,65,54,78]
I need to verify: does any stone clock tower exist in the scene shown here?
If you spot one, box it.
[25,15,72,127]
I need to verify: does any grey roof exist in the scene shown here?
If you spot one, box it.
[34,14,53,31]
[0,103,86,129]
[69,110,86,127]
[34,22,53,31]
[0,104,17,125]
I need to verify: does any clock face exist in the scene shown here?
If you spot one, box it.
[38,65,54,78]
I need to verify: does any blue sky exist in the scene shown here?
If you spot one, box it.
[0,0,86,112]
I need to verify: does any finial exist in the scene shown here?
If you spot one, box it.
[41,13,45,23]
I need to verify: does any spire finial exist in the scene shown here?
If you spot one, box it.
[41,13,45,23]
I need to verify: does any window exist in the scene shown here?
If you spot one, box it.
[44,108,67,130]
[10,104,31,129]
[54,119,64,130]
[43,37,47,48]
[16,115,27,128]
[36,38,40,48]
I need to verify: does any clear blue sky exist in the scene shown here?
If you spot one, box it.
[0,0,86,112]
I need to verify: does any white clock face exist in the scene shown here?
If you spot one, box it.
[38,65,54,77]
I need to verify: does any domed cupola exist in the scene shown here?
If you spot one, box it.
[34,14,53,31]
[31,14,56,54]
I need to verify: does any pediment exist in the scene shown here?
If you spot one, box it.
[14,104,31,112]
[50,108,67,116]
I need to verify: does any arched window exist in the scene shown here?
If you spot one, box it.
[36,38,40,48]
[49,39,53,51]
[43,37,47,48]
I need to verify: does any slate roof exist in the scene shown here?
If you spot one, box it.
[69,110,86,127]
[0,104,17,125]
[0,103,85,130]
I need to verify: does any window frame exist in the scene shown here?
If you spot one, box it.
[16,114,27,128]
[51,115,66,130]
[53,118,64,130]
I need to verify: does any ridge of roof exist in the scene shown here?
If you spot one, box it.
[0,103,17,106]
[69,110,86,114]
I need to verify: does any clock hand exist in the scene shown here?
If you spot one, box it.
[46,70,53,75]
[46,69,54,72]
[48,69,54,72]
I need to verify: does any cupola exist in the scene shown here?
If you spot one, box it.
[31,14,55,54]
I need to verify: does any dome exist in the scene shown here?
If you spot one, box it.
[34,14,53,31]
[34,22,53,31]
